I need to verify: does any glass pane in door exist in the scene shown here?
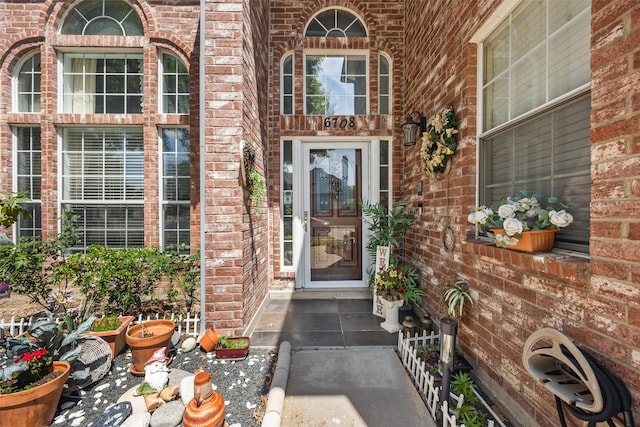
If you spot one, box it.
[309,148,362,281]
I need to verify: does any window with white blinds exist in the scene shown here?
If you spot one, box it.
[483,1,590,130]
[480,0,591,252]
[61,128,144,249]
[15,127,42,238]
[161,128,190,253]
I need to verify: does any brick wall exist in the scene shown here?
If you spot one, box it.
[403,1,640,425]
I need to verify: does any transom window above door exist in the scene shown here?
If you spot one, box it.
[305,55,367,115]
[305,9,366,37]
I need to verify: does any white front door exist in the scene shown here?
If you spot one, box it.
[301,142,369,288]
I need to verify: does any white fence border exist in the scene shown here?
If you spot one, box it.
[397,331,499,427]
[1,312,200,338]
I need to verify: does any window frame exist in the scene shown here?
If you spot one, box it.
[14,51,41,113]
[159,52,190,115]
[60,52,144,115]
[59,127,145,249]
[303,50,370,116]
[159,127,191,253]
[281,53,294,115]
[378,53,391,115]
[475,0,592,253]
[13,126,42,239]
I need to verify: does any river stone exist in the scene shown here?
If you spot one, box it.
[121,411,151,427]
[179,375,195,405]
[92,401,132,426]
[149,400,185,427]
[181,337,197,352]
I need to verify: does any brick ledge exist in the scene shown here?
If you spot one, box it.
[463,239,590,284]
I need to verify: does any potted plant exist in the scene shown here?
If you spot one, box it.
[468,189,574,253]
[86,314,135,359]
[375,263,425,333]
[214,335,250,359]
[442,278,474,319]
[125,319,176,375]
[0,312,94,426]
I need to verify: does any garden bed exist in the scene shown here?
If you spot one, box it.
[51,341,277,426]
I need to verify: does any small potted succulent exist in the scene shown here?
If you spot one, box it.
[214,336,250,359]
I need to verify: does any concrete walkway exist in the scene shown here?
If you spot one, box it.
[277,347,435,427]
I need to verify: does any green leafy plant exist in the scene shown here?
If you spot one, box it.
[451,372,488,427]
[0,191,31,229]
[248,171,266,219]
[217,336,248,349]
[442,278,473,318]
[163,250,200,315]
[0,210,81,315]
[374,263,424,304]
[1,311,95,393]
[91,315,123,332]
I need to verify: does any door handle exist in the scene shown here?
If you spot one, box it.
[303,211,308,232]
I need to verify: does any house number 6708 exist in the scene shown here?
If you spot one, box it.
[323,117,355,129]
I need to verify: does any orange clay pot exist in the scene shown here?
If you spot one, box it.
[0,361,71,427]
[125,319,175,374]
[198,327,219,352]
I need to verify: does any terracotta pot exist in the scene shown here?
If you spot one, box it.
[491,228,557,253]
[125,319,175,374]
[88,315,135,358]
[198,327,219,352]
[0,361,71,427]
[215,337,250,359]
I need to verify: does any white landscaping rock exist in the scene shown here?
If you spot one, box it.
[181,337,197,352]
[121,412,151,427]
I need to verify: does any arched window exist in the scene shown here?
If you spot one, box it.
[303,9,368,115]
[281,53,294,115]
[304,9,366,37]
[379,54,390,115]
[16,53,41,113]
[161,54,189,114]
[61,0,143,36]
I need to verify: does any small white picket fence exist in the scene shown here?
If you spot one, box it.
[0,311,201,338]
[397,331,503,427]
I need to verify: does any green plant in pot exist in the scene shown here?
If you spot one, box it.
[442,278,474,319]
[215,336,250,359]
[0,312,95,425]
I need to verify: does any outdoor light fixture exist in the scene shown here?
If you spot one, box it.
[400,111,427,146]
[439,317,458,419]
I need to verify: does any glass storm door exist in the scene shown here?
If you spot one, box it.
[303,143,368,288]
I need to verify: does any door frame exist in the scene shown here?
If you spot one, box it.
[295,140,375,289]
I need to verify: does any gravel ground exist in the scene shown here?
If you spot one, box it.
[51,343,278,427]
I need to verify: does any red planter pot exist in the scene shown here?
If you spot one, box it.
[215,337,250,359]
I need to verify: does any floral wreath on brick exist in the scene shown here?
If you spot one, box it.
[420,106,459,182]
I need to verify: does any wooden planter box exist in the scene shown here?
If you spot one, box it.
[87,316,135,359]
[215,337,250,359]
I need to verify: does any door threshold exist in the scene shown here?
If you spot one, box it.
[270,288,371,300]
